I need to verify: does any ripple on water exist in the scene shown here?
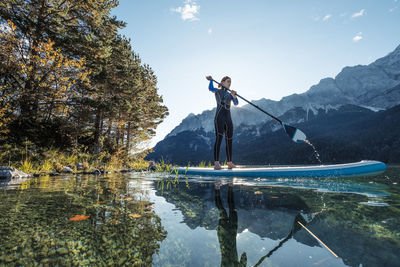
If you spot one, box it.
[359,201,390,207]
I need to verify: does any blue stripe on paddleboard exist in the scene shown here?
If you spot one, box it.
[175,161,386,178]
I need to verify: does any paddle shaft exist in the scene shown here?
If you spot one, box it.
[211,79,283,125]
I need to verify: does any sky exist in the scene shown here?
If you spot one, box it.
[111,0,400,147]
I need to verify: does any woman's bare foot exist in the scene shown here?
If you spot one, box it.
[214,161,222,170]
[227,162,236,169]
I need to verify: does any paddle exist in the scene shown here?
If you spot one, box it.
[211,79,307,143]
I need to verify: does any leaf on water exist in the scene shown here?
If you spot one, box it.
[69,215,90,221]
[96,201,106,204]
[254,191,262,195]
[146,206,152,210]
[271,196,279,199]
[124,197,134,201]
[129,214,141,219]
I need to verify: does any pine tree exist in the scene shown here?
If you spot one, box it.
[0,0,168,155]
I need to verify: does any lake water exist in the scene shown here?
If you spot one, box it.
[0,166,399,266]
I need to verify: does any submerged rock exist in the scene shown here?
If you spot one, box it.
[148,161,158,171]
[77,163,84,170]
[62,166,74,173]
[0,167,31,179]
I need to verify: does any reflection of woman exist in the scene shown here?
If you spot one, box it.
[214,182,247,267]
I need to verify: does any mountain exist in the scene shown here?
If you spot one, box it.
[147,45,400,164]
[147,104,400,164]
[167,45,400,138]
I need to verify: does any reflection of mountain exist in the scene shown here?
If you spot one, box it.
[155,181,399,267]
[155,182,312,241]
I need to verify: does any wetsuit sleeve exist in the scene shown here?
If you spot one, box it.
[231,95,239,105]
[209,80,217,93]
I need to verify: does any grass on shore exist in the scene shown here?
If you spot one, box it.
[1,144,216,176]
[1,146,150,175]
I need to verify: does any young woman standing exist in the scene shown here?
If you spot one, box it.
[206,76,238,170]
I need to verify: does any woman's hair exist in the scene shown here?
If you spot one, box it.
[218,76,231,88]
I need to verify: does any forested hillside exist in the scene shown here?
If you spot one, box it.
[0,0,168,165]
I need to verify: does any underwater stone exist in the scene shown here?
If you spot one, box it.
[41,258,50,264]
[77,163,84,170]
[62,166,74,173]
[118,257,127,265]
[56,247,69,255]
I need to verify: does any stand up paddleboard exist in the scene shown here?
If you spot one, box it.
[174,160,386,178]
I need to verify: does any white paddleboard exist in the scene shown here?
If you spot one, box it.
[174,160,386,178]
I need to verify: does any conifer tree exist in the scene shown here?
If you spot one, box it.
[0,0,168,155]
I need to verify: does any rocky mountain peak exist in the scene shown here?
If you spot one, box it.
[165,44,400,138]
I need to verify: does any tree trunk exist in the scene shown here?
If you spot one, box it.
[126,122,131,153]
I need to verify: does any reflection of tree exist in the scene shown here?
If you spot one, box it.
[215,183,247,267]
[0,174,167,265]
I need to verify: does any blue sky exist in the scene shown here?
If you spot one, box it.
[111,0,400,147]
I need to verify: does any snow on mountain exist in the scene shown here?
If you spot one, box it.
[167,45,400,138]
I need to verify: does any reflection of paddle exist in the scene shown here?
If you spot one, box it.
[297,221,338,258]
[211,79,307,143]
[253,214,306,266]
[254,213,338,266]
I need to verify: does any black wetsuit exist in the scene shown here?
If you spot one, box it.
[209,81,239,162]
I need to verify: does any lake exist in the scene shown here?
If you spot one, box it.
[0,166,399,266]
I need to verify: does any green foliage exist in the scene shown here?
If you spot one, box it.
[39,159,53,173]
[19,158,34,174]
[104,148,124,171]
[198,161,206,167]
[1,144,151,174]
[0,0,168,159]
[126,158,149,171]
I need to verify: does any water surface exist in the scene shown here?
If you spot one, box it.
[0,166,399,266]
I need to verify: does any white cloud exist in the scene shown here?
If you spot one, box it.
[171,0,200,21]
[389,7,397,12]
[208,28,212,34]
[352,9,365,18]
[323,14,332,21]
[353,32,363,42]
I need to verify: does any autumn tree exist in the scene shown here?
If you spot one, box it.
[0,0,168,156]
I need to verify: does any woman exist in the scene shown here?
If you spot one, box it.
[206,75,238,170]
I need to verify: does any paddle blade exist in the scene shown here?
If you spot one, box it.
[283,124,306,143]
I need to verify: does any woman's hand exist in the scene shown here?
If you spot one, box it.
[230,90,237,97]
[206,76,213,81]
